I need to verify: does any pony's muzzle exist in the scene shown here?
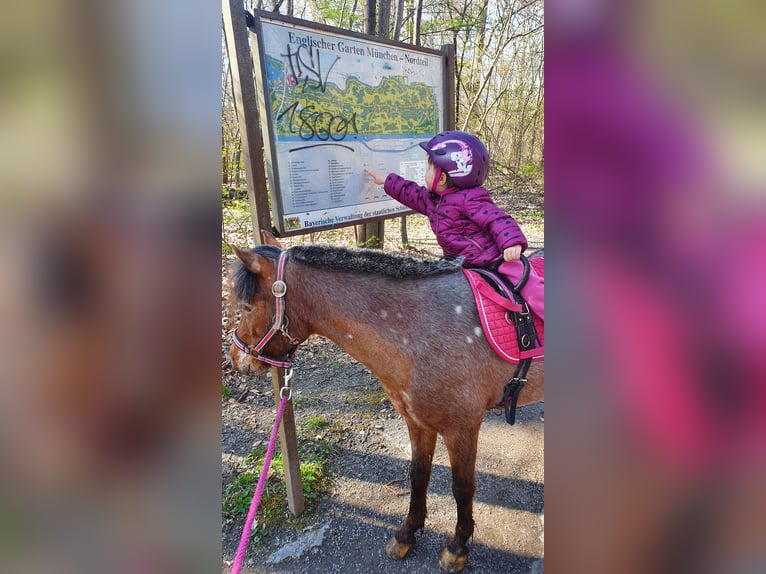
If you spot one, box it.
[229,343,268,375]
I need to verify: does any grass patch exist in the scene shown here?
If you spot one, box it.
[222,384,232,400]
[517,208,544,225]
[304,416,330,431]
[347,387,389,409]
[358,235,382,249]
[520,161,543,176]
[526,208,544,222]
[222,421,345,545]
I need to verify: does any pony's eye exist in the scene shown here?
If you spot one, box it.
[241,304,253,313]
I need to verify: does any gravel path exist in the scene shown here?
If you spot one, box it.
[222,337,544,574]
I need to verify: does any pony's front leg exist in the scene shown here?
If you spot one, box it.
[386,423,437,560]
[438,429,479,573]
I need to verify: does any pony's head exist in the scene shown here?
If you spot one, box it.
[229,232,301,375]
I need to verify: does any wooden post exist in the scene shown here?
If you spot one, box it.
[222,0,271,238]
[223,0,305,516]
[271,368,304,516]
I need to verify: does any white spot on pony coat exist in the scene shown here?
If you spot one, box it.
[400,391,426,427]
[466,336,474,344]
[380,310,388,319]
[474,326,482,337]
[454,305,463,315]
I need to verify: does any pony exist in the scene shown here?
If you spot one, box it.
[228,233,544,572]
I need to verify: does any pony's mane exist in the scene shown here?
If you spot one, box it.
[231,244,463,304]
[289,244,463,278]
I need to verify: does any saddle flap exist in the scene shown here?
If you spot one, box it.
[463,268,544,363]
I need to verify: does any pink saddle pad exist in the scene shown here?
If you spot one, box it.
[463,263,544,363]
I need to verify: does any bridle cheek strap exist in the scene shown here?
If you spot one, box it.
[233,251,302,369]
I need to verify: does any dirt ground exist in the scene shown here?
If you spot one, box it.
[222,336,544,574]
[221,186,544,573]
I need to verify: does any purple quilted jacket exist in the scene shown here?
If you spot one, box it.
[383,174,527,267]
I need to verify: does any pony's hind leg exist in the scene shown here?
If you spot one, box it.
[386,423,437,560]
[438,427,480,573]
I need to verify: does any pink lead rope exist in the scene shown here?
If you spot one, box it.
[230,375,292,574]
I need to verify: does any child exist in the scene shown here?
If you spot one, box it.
[365,130,544,320]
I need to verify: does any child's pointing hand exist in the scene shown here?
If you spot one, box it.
[364,169,386,186]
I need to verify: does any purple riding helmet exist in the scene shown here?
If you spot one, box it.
[419,130,490,189]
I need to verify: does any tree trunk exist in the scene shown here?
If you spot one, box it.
[222,129,229,186]
[377,0,391,38]
[233,147,242,188]
[350,0,359,29]
[395,0,411,244]
[364,0,376,35]
[414,0,423,46]
[356,0,386,248]
[393,0,405,41]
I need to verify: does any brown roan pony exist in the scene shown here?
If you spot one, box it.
[229,232,544,572]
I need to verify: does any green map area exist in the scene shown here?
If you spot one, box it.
[267,56,439,139]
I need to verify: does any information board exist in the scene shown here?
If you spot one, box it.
[250,12,449,235]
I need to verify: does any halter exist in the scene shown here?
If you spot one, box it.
[232,250,303,369]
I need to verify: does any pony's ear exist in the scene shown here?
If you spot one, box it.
[232,246,270,275]
[261,230,284,248]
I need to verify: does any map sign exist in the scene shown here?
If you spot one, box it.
[250,12,448,235]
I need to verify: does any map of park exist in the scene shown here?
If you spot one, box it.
[266,56,440,139]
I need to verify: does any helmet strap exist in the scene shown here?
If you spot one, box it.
[431,166,442,192]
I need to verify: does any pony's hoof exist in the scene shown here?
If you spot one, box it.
[438,547,468,572]
[385,537,413,560]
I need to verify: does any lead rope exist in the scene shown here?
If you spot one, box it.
[230,371,293,574]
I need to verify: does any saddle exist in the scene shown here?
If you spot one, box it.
[463,255,544,425]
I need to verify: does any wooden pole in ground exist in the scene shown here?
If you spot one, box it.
[223,0,305,516]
